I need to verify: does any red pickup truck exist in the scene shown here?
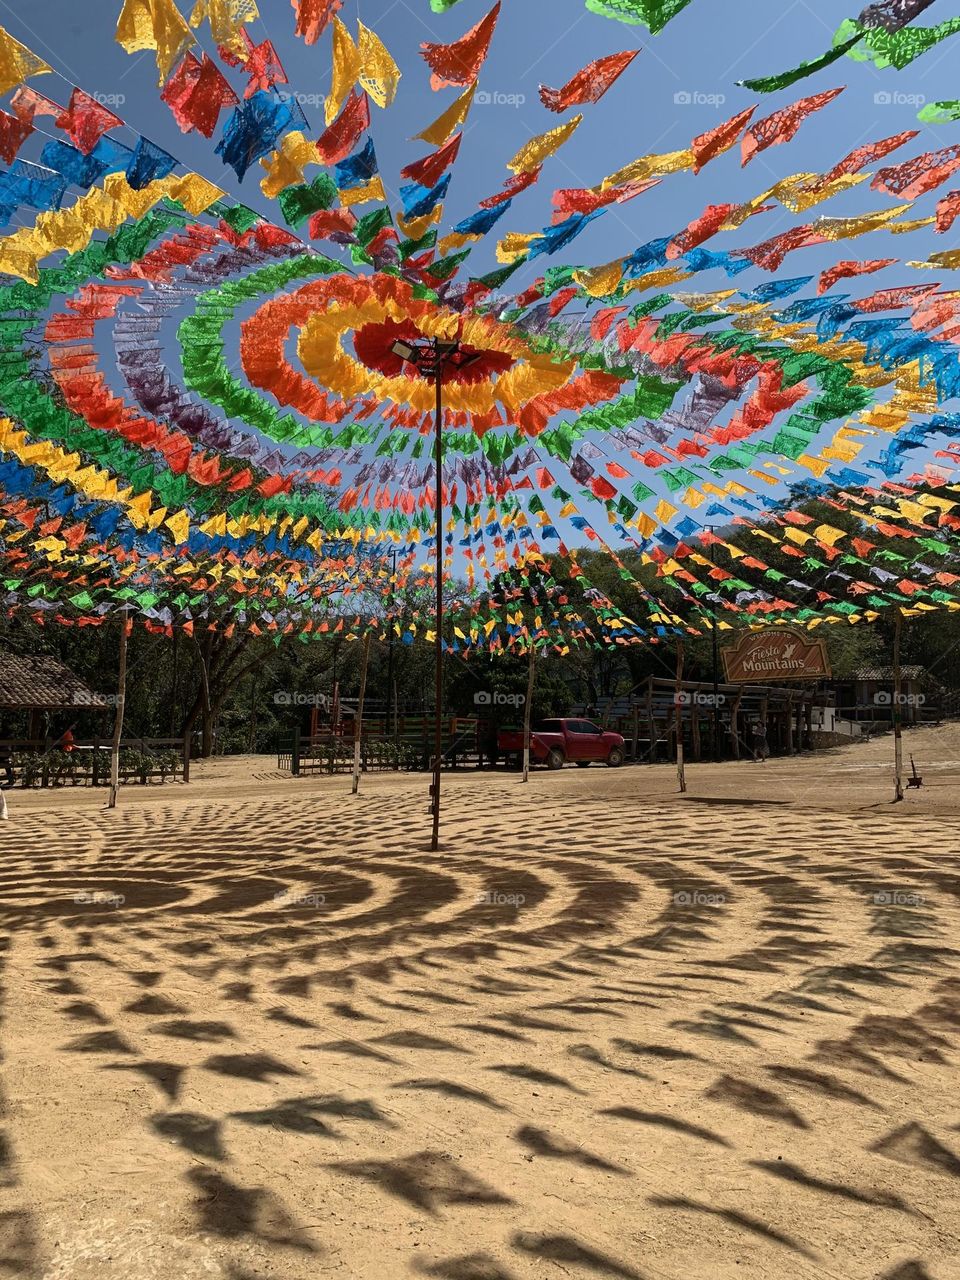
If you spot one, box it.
[498,718,626,770]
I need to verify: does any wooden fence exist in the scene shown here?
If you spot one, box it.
[278,717,486,776]
[0,736,191,788]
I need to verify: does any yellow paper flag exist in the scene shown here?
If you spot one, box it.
[338,176,387,207]
[508,114,582,174]
[190,0,258,53]
[415,83,476,146]
[116,0,195,84]
[573,259,625,298]
[259,131,318,199]
[0,25,51,96]
[358,22,401,109]
[327,16,361,125]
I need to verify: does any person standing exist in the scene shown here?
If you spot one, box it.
[751,720,769,763]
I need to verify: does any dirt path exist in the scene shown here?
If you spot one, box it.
[0,729,958,1278]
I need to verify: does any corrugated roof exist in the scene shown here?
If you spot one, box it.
[0,652,105,710]
[853,666,926,681]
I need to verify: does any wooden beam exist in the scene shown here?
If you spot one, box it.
[108,617,130,810]
[522,643,536,784]
[675,641,686,793]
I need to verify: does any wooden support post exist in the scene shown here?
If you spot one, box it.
[630,700,639,763]
[675,640,687,793]
[108,618,129,810]
[691,691,701,762]
[352,632,372,795]
[292,726,301,778]
[893,609,904,802]
[786,696,795,756]
[522,643,536,784]
[182,729,191,784]
[646,683,655,762]
[730,687,743,761]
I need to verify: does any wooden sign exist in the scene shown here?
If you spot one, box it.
[722,627,831,683]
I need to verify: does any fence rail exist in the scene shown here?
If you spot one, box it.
[278,718,486,776]
[0,736,190,788]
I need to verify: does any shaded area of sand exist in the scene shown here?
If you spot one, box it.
[0,726,958,1279]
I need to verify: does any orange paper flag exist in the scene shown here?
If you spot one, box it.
[539,49,639,113]
[742,88,844,167]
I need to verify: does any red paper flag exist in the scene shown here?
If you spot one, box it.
[666,203,741,259]
[315,89,370,165]
[10,86,62,123]
[739,224,825,272]
[823,130,918,183]
[478,165,542,208]
[871,144,960,200]
[55,88,123,155]
[590,476,618,501]
[242,37,288,98]
[691,105,756,173]
[852,283,939,314]
[552,178,656,219]
[400,132,463,187]
[741,88,844,166]
[161,53,238,138]
[420,2,501,91]
[817,257,895,294]
[0,107,33,164]
[936,189,960,234]
[307,208,358,240]
[539,48,639,113]
[292,0,343,44]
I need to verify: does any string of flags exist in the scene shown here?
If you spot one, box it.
[0,1,953,655]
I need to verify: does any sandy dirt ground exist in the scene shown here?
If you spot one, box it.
[0,725,959,1280]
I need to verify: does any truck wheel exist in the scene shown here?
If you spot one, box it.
[546,749,565,770]
[606,748,624,767]
[576,761,591,768]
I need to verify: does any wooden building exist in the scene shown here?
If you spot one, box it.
[0,651,106,740]
[831,666,940,729]
[576,676,833,762]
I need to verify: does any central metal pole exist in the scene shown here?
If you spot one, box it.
[431,348,443,850]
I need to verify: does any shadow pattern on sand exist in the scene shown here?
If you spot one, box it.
[0,779,958,1277]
